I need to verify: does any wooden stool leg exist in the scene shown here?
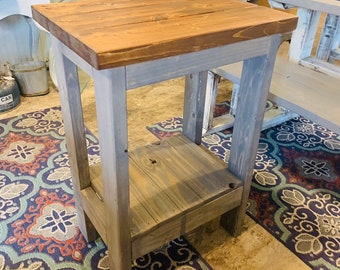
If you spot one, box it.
[183,71,209,144]
[221,35,281,236]
[229,83,240,117]
[316,14,340,61]
[52,38,97,241]
[289,8,320,62]
[93,67,131,270]
[202,71,220,134]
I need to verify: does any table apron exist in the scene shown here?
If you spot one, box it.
[54,34,282,90]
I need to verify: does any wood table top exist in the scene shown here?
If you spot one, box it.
[32,0,297,70]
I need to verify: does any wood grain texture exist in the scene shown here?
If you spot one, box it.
[32,0,297,69]
[128,135,242,235]
[93,67,131,270]
[125,36,276,90]
[183,71,208,144]
[221,35,281,236]
[87,134,242,259]
[51,37,98,242]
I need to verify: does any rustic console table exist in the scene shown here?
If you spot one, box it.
[32,1,297,269]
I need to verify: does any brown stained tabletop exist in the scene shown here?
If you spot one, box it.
[32,0,297,70]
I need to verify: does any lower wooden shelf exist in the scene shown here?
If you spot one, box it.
[80,134,242,259]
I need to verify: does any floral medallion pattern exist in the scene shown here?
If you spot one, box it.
[147,102,340,270]
[0,132,60,176]
[0,107,211,269]
[280,188,340,267]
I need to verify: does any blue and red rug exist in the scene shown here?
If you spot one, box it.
[147,102,340,270]
[0,107,212,269]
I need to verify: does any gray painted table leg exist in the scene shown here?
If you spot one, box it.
[93,67,131,270]
[221,35,281,236]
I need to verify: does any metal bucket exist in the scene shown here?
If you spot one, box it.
[10,61,49,96]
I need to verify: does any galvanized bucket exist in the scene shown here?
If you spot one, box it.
[10,61,49,96]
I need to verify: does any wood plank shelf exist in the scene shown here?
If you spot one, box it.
[269,58,340,133]
[210,56,340,134]
[84,134,242,259]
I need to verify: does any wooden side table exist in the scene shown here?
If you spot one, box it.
[32,1,297,269]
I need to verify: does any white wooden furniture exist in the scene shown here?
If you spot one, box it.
[32,1,297,269]
[204,0,340,135]
[269,0,340,76]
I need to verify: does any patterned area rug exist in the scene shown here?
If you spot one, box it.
[0,107,212,270]
[147,102,340,270]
